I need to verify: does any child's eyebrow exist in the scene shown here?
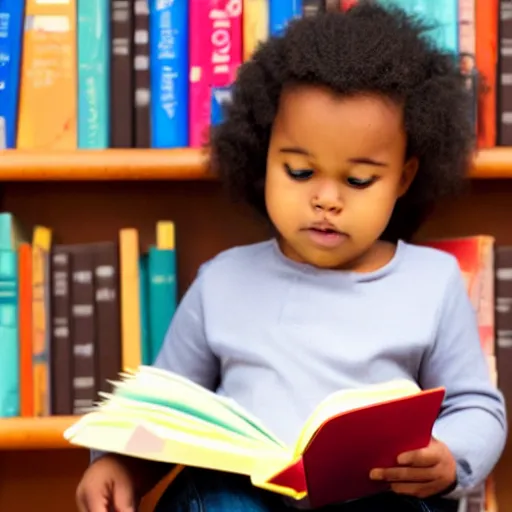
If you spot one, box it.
[279,147,388,168]
[348,157,388,167]
[279,146,311,156]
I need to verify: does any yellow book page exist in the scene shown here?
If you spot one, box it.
[97,393,272,451]
[293,379,421,456]
[125,366,286,446]
[65,415,288,478]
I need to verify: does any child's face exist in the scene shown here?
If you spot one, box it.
[265,85,417,270]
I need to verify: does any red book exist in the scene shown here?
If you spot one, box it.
[64,368,444,508]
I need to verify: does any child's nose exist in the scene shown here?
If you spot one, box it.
[311,190,343,214]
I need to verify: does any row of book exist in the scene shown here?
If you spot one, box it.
[0,214,177,419]
[0,0,504,151]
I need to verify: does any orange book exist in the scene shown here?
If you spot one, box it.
[32,226,52,416]
[64,368,444,508]
[18,243,33,417]
[475,0,498,148]
[119,228,142,370]
[243,0,268,61]
[16,0,77,149]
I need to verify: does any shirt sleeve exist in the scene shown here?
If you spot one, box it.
[419,260,507,497]
[152,264,220,388]
[91,265,219,464]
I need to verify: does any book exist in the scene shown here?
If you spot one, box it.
[64,366,445,508]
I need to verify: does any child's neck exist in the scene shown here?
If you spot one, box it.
[276,237,399,274]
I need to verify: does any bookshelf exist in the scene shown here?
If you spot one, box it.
[0,147,511,180]
[2,147,512,512]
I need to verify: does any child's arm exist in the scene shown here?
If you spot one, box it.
[418,259,506,497]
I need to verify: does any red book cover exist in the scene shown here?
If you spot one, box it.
[267,387,445,508]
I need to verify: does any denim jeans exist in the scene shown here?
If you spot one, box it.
[154,467,459,512]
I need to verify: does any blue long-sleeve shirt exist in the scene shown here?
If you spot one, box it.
[92,238,506,505]
[152,238,506,501]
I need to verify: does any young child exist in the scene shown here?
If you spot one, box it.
[76,3,506,512]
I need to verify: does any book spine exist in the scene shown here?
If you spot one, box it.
[189,0,212,148]
[93,243,122,395]
[459,0,478,136]
[0,250,18,417]
[242,0,268,61]
[149,0,189,148]
[78,0,110,149]
[119,228,142,370]
[210,0,242,128]
[50,246,73,415]
[303,0,324,17]
[71,247,96,414]
[339,0,356,10]
[476,0,499,148]
[148,247,177,362]
[269,0,302,36]
[32,226,52,417]
[0,1,25,148]
[110,0,134,148]
[499,0,512,145]
[133,0,151,148]
[19,243,33,417]
[17,0,78,150]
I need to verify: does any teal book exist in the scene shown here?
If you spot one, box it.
[78,0,110,148]
[148,247,177,363]
[0,249,18,417]
[139,254,151,366]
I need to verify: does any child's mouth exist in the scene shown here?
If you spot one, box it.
[305,227,348,248]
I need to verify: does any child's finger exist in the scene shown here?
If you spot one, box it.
[369,466,434,482]
[396,446,440,467]
[390,481,440,499]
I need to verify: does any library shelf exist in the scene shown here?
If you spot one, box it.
[0,147,509,180]
[0,147,211,181]
[0,415,80,450]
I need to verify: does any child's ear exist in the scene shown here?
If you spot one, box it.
[397,157,419,197]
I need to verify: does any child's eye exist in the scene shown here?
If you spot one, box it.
[347,176,376,189]
[284,164,314,181]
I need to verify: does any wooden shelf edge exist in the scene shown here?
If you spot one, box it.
[471,148,512,178]
[0,416,81,450]
[0,147,510,180]
[0,148,212,181]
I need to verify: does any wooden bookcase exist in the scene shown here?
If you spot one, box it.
[0,147,511,511]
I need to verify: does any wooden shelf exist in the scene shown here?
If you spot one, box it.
[0,148,211,181]
[0,416,80,450]
[0,147,509,180]
[471,148,512,178]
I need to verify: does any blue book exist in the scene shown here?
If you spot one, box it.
[211,86,232,126]
[147,246,176,363]
[78,0,110,148]
[269,0,302,37]
[149,0,188,148]
[0,1,25,149]
[0,249,18,417]
[139,254,151,366]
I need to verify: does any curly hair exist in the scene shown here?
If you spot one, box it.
[209,1,474,242]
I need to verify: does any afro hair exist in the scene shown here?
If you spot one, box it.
[209,1,474,242]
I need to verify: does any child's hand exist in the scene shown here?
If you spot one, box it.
[369,438,457,499]
[76,454,137,512]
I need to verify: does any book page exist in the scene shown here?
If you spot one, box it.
[112,366,286,447]
[293,379,421,456]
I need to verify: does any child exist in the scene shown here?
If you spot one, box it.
[76,3,506,512]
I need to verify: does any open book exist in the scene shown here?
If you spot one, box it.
[64,366,445,508]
